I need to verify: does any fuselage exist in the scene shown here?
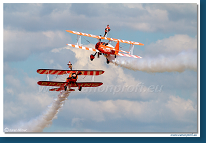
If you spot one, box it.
[66,72,78,83]
[95,42,115,55]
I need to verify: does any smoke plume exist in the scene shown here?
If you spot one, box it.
[108,51,197,73]
[17,91,70,132]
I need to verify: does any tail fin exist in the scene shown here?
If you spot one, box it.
[115,41,119,54]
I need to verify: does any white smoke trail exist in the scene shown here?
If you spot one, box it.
[17,91,70,132]
[108,51,197,73]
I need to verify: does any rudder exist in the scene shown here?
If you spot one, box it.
[115,41,119,54]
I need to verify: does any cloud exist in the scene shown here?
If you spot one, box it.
[166,96,196,121]
[55,94,196,132]
[4,3,197,34]
[144,34,197,56]
[4,29,71,62]
[4,44,197,132]
[3,4,198,132]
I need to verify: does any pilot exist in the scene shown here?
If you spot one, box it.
[71,73,77,79]
[104,25,110,37]
[67,73,77,80]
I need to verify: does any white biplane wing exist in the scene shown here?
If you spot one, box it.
[66,44,98,52]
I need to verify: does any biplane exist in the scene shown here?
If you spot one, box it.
[37,62,104,92]
[66,30,144,64]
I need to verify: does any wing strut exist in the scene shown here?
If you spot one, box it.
[129,44,134,55]
[92,75,95,82]
[47,70,49,81]
[77,35,81,46]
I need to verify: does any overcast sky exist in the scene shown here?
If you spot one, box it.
[3,3,198,133]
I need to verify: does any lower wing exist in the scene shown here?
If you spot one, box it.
[37,81,67,86]
[37,81,103,87]
[117,53,142,58]
[75,82,103,87]
[66,44,98,52]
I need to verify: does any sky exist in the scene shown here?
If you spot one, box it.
[3,3,198,133]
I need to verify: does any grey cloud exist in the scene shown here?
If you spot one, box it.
[49,96,196,132]
[4,3,197,34]
[4,29,71,62]
[3,51,197,132]
[143,3,197,22]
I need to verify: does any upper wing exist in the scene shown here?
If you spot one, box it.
[117,53,142,58]
[66,44,98,52]
[66,30,144,46]
[37,69,104,75]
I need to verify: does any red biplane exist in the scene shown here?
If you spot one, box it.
[66,30,144,64]
[37,62,104,92]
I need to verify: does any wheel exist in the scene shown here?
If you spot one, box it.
[97,52,100,58]
[78,86,82,91]
[106,58,109,64]
[90,54,94,61]
[115,54,116,58]
[64,86,67,91]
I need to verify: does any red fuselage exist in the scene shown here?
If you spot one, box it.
[66,72,78,83]
[95,42,115,55]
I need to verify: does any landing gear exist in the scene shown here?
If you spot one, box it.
[90,52,97,61]
[64,86,67,91]
[78,86,82,91]
[97,52,100,58]
[115,54,116,58]
[106,58,110,64]
[90,54,95,61]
